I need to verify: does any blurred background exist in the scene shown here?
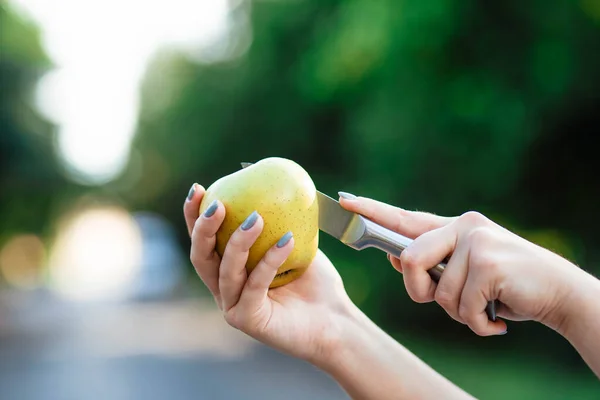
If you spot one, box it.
[1,0,599,398]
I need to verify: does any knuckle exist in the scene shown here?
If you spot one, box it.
[458,303,472,322]
[482,256,499,274]
[399,250,420,270]
[408,288,432,304]
[245,273,263,291]
[227,231,251,251]
[466,228,501,273]
[458,304,469,322]
[458,308,487,336]
[263,249,287,270]
[434,287,455,308]
[469,250,498,273]
[219,268,245,287]
[195,227,217,246]
[262,250,279,267]
[393,221,405,235]
[189,249,202,267]
[469,323,489,337]
[459,211,488,227]
[195,216,210,233]
[225,309,259,336]
[467,226,492,246]
[409,292,425,303]
[223,310,238,328]
[391,208,408,231]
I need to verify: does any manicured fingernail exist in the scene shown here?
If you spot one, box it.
[276,231,293,248]
[187,184,197,200]
[499,330,507,335]
[203,200,218,218]
[338,191,357,200]
[241,211,259,231]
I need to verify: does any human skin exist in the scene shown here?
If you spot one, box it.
[338,193,600,377]
[183,184,600,399]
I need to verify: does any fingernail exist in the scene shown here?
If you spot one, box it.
[241,211,259,231]
[498,330,508,335]
[203,200,218,218]
[187,184,197,200]
[338,191,357,200]
[276,231,293,248]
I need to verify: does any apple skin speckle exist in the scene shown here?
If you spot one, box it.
[198,157,319,288]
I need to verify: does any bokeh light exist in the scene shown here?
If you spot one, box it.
[0,234,46,290]
[47,206,142,301]
[2,0,599,398]
[11,0,232,184]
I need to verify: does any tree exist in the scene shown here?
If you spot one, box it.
[124,0,600,377]
[0,3,71,244]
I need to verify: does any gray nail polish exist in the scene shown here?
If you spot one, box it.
[187,184,196,200]
[338,191,357,200]
[499,330,508,335]
[203,200,218,218]
[276,231,293,248]
[241,211,259,231]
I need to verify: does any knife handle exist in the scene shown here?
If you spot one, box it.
[356,217,498,322]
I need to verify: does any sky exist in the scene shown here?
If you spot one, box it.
[9,0,232,184]
[4,0,239,300]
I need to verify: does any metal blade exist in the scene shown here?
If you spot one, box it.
[317,192,354,240]
[316,191,363,243]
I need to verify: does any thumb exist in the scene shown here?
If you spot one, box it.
[338,192,455,239]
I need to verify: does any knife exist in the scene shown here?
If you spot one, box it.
[240,162,497,322]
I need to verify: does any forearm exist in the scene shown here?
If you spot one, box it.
[556,269,600,377]
[317,304,474,400]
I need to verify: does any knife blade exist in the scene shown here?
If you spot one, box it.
[240,162,497,321]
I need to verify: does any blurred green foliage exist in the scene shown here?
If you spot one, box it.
[1,0,599,397]
[120,0,600,388]
[0,3,74,245]
[124,0,599,340]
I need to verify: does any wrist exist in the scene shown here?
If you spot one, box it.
[544,261,600,338]
[310,300,474,400]
[306,299,366,371]
[546,266,600,377]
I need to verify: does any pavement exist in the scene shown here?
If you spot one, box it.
[0,290,349,400]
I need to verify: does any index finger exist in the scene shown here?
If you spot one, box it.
[183,183,205,237]
[338,192,455,239]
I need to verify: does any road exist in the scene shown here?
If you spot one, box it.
[0,290,349,400]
